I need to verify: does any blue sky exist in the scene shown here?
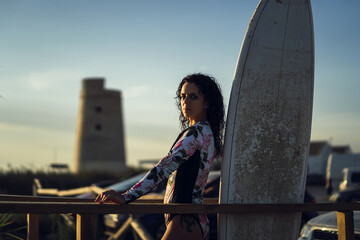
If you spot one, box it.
[0,0,359,170]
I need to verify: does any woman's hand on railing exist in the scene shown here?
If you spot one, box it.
[95,189,126,205]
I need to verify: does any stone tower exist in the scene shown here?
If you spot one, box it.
[73,78,126,173]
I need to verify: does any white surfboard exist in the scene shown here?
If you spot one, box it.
[219,0,314,239]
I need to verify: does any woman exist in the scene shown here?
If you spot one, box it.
[96,73,225,240]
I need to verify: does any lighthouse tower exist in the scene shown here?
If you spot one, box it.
[73,78,126,173]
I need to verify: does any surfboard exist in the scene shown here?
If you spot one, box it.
[219,0,314,239]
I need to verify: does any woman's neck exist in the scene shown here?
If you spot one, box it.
[189,119,207,126]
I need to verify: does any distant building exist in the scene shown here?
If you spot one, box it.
[49,163,70,173]
[307,141,353,184]
[73,78,126,173]
[307,141,332,183]
[326,153,360,192]
[331,145,352,154]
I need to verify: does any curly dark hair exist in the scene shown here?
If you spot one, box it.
[176,73,225,156]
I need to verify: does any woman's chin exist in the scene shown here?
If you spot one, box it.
[182,112,191,118]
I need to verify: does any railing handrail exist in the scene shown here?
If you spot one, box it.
[0,194,216,204]
[1,194,360,214]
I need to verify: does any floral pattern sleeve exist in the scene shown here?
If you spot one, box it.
[122,125,203,203]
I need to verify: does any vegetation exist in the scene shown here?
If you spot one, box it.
[0,214,26,240]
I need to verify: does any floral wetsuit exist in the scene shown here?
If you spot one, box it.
[122,121,215,239]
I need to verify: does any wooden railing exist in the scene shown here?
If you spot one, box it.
[0,194,359,240]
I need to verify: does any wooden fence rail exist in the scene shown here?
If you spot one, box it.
[1,194,359,240]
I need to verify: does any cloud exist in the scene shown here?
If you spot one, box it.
[23,69,85,91]
[123,85,151,98]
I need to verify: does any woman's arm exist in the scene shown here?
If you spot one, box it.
[122,125,204,203]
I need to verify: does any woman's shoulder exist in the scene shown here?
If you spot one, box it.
[190,121,212,136]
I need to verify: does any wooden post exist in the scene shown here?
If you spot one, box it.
[76,214,95,240]
[337,211,355,240]
[27,213,39,240]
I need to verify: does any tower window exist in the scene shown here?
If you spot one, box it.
[95,106,102,113]
[95,124,102,131]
